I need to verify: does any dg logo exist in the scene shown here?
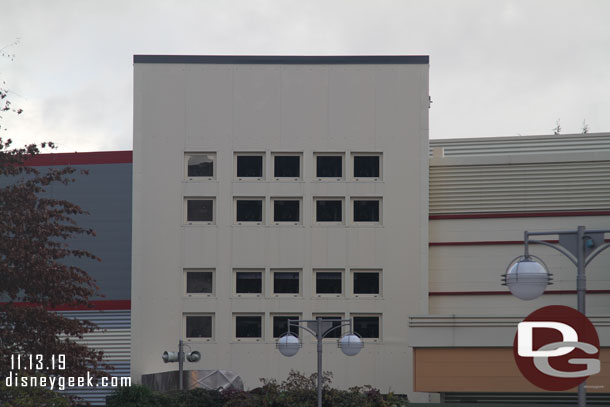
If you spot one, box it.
[513,305,601,391]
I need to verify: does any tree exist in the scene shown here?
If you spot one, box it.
[1,47,110,401]
[0,138,111,383]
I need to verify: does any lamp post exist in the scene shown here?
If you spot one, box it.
[162,340,202,390]
[502,226,610,407]
[276,318,363,407]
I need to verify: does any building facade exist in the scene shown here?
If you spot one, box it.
[411,134,610,404]
[131,55,430,396]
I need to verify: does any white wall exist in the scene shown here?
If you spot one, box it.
[132,60,429,396]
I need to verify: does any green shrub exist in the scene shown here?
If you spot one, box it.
[106,372,407,407]
[0,383,70,407]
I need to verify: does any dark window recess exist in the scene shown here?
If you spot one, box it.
[274,200,300,222]
[316,272,342,294]
[187,155,214,177]
[354,316,379,338]
[273,272,299,294]
[316,156,342,178]
[273,316,299,338]
[274,156,300,178]
[318,317,342,338]
[236,272,262,294]
[237,156,263,177]
[187,200,213,222]
[353,272,379,294]
[236,316,262,338]
[186,316,212,338]
[354,156,380,178]
[353,200,379,222]
[186,272,213,294]
[316,200,342,222]
[236,200,263,222]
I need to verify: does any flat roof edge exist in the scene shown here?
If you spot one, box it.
[133,55,429,65]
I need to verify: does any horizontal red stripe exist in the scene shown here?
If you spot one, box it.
[430,211,610,220]
[0,300,131,311]
[24,151,132,166]
[430,290,610,296]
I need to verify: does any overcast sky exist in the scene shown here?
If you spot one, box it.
[1,0,609,152]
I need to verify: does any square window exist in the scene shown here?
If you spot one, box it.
[315,271,342,295]
[186,270,214,295]
[235,315,262,339]
[185,315,213,339]
[315,154,343,178]
[353,199,381,223]
[315,199,343,223]
[235,271,262,295]
[236,199,264,223]
[236,154,264,178]
[273,199,300,223]
[353,271,380,295]
[312,315,344,339]
[186,199,214,223]
[353,316,380,339]
[273,155,301,178]
[353,155,381,179]
[273,271,300,295]
[273,316,300,338]
[186,153,215,178]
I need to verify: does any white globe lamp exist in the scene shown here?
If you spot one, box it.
[338,333,364,356]
[277,333,301,357]
[502,255,552,300]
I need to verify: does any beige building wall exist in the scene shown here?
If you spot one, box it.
[132,56,429,397]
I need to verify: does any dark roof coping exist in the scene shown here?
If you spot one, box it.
[133,55,429,65]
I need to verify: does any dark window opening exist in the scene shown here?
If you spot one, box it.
[237,155,263,178]
[353,272,379,294]
[273,316,299,338]
[317,316,342,338]
[236,272,262,294]
[353,156,380,178]
[353,200,379,222]
[273,272,299,294]
[187,200,213,222]
[236,316,262,338]
[187,154,214,177]
[316,156,342,178]
[274,156,300,178]
[186,316,212,338]
[274,200,300,222]
[354,316,379,338]
[236,200,263,222]
[316,200,342,222]
[316,272,342,294]
[186,272,213,294]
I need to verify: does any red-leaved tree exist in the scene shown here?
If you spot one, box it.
[1,73,110,392]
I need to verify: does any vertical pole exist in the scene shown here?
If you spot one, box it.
[524,231,530,257]
[576,226,586,407]
[179,339,184,391]
[317,318,322,407]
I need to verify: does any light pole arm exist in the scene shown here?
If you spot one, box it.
[527,239,578,266]
[585,241,610,266]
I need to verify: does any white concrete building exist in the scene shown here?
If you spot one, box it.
[131,55,430,397]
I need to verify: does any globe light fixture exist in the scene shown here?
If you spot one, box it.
[277,333,301,357]
[338,333,363,356]
[502,255,552,300]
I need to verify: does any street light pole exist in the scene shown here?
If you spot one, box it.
[276,318,363,407]
[504,226,610,407]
